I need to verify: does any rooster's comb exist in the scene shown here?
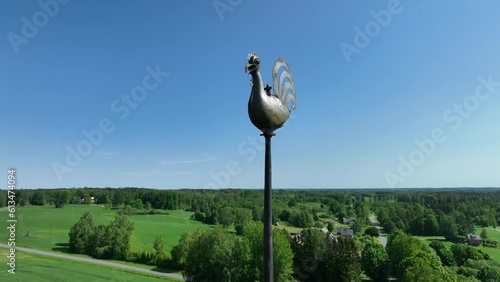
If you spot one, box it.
[247,52,258,60]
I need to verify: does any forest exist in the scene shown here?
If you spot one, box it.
[2,187,500,281]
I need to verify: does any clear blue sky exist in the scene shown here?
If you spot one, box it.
[1,0,500,189]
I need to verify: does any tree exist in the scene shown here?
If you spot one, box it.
[450,244,489,266]
[480,228,488,239]
[177,221,293,281]
[329,200,344,215]
[31,190,46,206]
[54,189,70,208]
[232,235,254,282]
[466,259,500,282]
[364,226,380,237]
[112,192,124,208]
[338,211,347,223]
[439,215,458,239]
[387,231,455,282]
[361,239,388,282]
[272,228,295,282]
[455,212,475,236]
[400,252,446,282]
[108,214,134,260]
[70,196,82,204]
[290,210,314,228]
[424,213,440,235]
[17,190,29,206]
[0,191,6,207]
[429,240,455,266]
[241,221,294,281]
[217,207,233,227]
[68,212,95,254]
[386,230,429,279]
[170,231,197,269]
[183,226,240,281]
[327,221,334,232]
[352,219,365,234]
[131,198,143,209]
[291,228,328,281]
[153,234,166,265]
[241,221,264,281]
[234,208,252,235]
[326,236,362,282]
[84,195,92,205]
[279,209,291,221]
[476,215,490,228]
[252,206,263,222]
[104,195,112,208]
[89,224,112,258]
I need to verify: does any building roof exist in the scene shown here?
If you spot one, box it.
[467,234,481,240]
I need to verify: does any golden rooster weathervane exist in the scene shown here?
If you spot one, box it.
[245,52,296,282]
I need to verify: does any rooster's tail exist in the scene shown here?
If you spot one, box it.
[272,58,296,112]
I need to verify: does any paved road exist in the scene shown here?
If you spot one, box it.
[0,243,183,281]
[369,215,387,248]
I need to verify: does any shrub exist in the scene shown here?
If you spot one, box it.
[482,239,500,248]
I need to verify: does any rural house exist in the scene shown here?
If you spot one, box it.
[336,227,354,237]
[467,234,482,246]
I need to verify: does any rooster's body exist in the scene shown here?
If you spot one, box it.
[246,52,296,134]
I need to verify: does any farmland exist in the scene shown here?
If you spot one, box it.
[0,205,210,254]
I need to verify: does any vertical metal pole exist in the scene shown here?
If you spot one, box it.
[262,132,275,282]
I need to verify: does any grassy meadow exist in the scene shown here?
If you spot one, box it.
[476,226,500,261]
[0,204,211,254]
[274,221,303,234]
[481,226,500,241]
[417,233,500,262]
[0,248,177,281]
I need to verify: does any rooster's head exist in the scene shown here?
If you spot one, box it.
[245,52,260,74]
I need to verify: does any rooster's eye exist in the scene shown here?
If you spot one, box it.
[254,58,260,64]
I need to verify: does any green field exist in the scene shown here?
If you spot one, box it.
[274,221,303,233]
[417,236,454,248]
[0,205,211,254]
[478,246,500,261]
[474,226,500,261]
[0,248,177,281]
[274,220,350,234]
[478,226,500,241]
[417,235,500,262]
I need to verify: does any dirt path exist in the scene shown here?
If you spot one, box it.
[0,243,183,280]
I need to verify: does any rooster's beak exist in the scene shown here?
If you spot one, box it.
[245,64,250,73]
